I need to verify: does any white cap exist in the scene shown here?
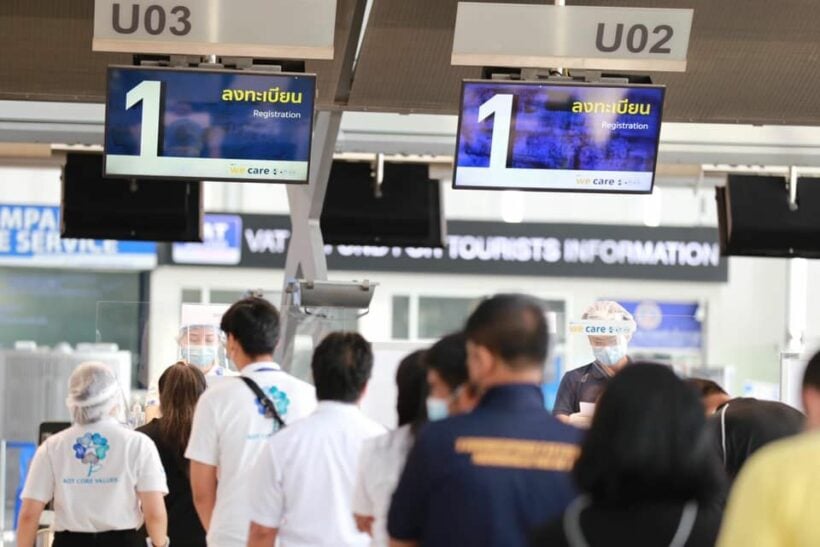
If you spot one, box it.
[582,301,637,341]
[66,362,122,425]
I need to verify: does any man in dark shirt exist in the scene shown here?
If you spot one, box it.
[388,294,582,547]
[553,301,635,422]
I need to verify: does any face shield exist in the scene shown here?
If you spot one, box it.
[570,301,637,369]
[178,324,226,372]
[66,362,127,426]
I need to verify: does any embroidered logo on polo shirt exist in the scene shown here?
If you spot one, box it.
[455,437,580,472]
[72,433,111,477]
[255,386,290,417]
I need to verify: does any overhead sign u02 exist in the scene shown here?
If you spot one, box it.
[452,3,694,72]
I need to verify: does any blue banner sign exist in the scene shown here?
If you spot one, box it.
[0,204,156,270]
[172,214,243,265]
[618,300,703,349]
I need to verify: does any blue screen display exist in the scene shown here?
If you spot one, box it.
[104,67,315,183]
[454,81,665,193]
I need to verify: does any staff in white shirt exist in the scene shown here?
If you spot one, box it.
[17,362,169,547]
[248,332,387,547]
[186,297,316,547]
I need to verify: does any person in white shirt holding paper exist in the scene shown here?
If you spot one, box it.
[247,332,386,547]
[17,362,169,547]
[186,297,316,547]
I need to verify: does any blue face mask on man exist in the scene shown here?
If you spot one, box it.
[592,337,628,368]
[426,397,450,422]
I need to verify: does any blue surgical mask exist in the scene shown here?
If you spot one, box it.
[593,342,628,368]
[426,397,450,422]
[183,345,218,369]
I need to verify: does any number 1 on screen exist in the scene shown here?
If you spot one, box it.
[478,93,514,170]
[126,80,162,159]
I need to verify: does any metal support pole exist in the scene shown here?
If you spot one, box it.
[274,111,343,369]
[0,439,6,539]
[273,0,369,369]
[788,165,799,211]
[784,166,807,355]
[785,258,808,355]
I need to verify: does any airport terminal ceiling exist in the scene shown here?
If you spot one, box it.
[1,0,819,125]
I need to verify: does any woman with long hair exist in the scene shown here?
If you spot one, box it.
[138,362,208,547]
[352,348,428,546]
[533,362,726,547]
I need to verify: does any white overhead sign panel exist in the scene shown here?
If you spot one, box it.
[452,3,694,72]
[93,0,337,59]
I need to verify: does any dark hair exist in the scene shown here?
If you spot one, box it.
[220,297,280,357]
[311,332,373,403]
[685,378,729,398]
[396,350,427,429]
[574,362,723,505]
[158,362,207,462]
[424,332,469,390]
[464,294,548,368]
[803,350,820,390]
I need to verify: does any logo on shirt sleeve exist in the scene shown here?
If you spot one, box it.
[255,386,291,418]
[72,433,110,477]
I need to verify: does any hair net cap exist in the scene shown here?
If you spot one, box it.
[582,301,637,340]
[66,362,122,425]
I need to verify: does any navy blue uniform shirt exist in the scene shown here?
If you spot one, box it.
[552,362,613,416]
[387,384,582,547]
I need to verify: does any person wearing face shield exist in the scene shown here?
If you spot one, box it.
[144,323,236,423]
[553,301,635,425]
[17,363,169,547]
[178,323,237,379]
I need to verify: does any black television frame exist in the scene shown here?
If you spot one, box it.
[452,79,666,195]
[320,160,447,248]
[62,152,204,242]
[103,65,316,184]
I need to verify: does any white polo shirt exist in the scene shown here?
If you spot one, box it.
[185,362,316,547]
[21,418,167,532]
[249,401,387,547]
[352,425,415,547]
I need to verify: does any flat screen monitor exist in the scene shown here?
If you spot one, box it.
[62,152,203,242]
[104,66,315,183]
[717,174,820,258]
[321,161,445,248]
[39,422,71,445]
[453,80,665,193]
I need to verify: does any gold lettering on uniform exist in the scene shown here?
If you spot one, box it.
[455,437,580,472]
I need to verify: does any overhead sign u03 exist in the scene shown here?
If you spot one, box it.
[93,0,337,59]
